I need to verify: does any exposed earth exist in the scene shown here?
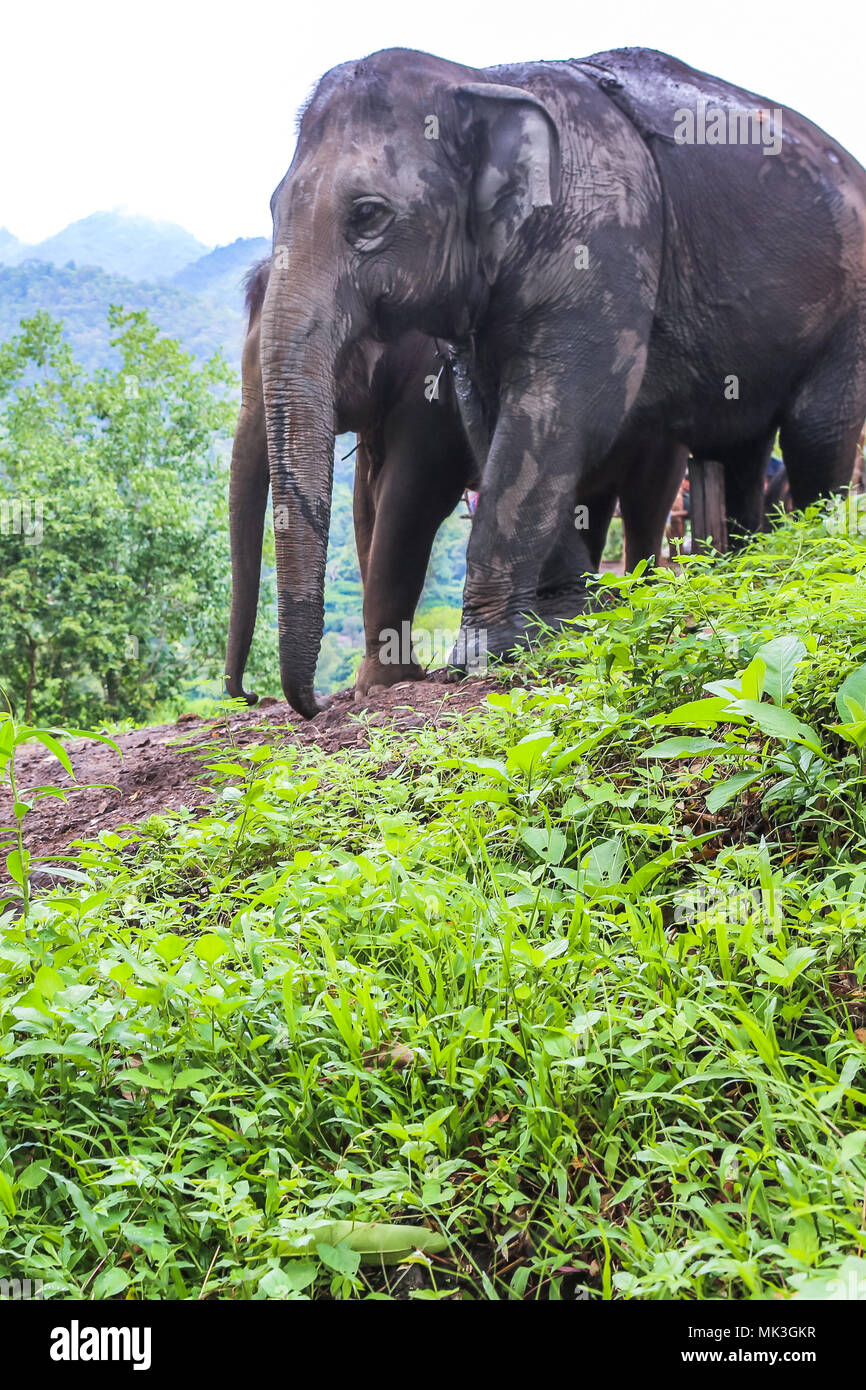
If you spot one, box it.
[0,674,503,877]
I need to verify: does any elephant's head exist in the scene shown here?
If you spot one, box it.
[263,48,560,717]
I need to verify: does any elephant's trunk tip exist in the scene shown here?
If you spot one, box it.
[284,679,328,720]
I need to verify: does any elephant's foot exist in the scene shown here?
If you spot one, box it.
[445,615,525,678]
[532,583,594,625]
[446,597,597,677]
[354,653,425,700]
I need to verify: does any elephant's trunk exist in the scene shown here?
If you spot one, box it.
[261,271,337,718]
[224,396,269,704]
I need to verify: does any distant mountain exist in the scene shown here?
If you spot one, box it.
[19,212,212,282]
[0,260,246,369]
[0,228,22,263]
[0,216,273,370]
[172,236,270,300]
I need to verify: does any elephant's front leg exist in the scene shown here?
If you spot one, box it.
[456,385,591,664]
[533,484,618,623]
[354,406,472,697]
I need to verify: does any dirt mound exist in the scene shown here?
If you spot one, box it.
[0,674,501,872]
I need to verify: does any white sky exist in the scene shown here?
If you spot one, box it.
[2,0,864,247]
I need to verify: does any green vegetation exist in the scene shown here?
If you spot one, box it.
[0,311,237,724]
[0,204,471,710]
[2,512,865,1299]
[0,308,468,717]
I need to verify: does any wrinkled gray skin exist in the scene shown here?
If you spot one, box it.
[252,45,866,717]
[225,260,658,705]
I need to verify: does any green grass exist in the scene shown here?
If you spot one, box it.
[2,506,866,1300]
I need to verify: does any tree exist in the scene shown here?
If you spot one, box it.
[0,309,238,723]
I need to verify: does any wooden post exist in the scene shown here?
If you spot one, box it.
[689,459,728,553]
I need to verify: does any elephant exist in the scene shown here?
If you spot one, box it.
[241,46,866,716]
[225,258,682,706]
[225,259,475,704]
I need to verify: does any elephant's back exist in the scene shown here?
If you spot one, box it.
[575,47,866,203]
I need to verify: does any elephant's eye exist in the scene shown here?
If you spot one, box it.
[347,198,394,245]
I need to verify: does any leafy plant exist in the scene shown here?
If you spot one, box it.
[1,508,866,1300]
[0,310,236,723]
[0,710,118,916]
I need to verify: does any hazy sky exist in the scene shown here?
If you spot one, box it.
[3,0,864,247]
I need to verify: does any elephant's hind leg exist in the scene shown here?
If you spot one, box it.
[354,393,473,698]
[533,485,617,625]
[618,437,688,567]
[717,433,776,544]
[778,348,866,513]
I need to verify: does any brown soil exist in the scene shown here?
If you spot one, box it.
[0,674,502,875]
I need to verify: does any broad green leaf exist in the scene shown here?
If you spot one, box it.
[581,835,624,886]
[93,1266,131,1299]
[755,635,805,706]
[733,699,824,754]
[740,656,766,702]
[274,1221,449,1266]
[788,1216,818,1263]
[22,730,75,778]
[0,1171,16,1216]
[837,664,866,722]
[153,935,186,964]
[32,865,90,883]
[705,771,761,813]
[838,1132,866,1166]
[194,934,228,964]
[50,727,121,754]
[259,1264,316,1297]
[281,1261,318,1292]
[17,1160,49,1190]
[0,718,14,760]
[779,946,819,982]
[34,965,64,1000]
[113,1067,169,1091]
[649,697,745,729]
[645,736,731,758]
[753,950,792,981]
[569,1009,604,1036]
[5,849,25,886]
[172,1067,216,1089]
[520,827,567,864]
[506,731,555,777]
[316,1242,361,1278]
[9,1039,100,1060]
[829,719,866,749]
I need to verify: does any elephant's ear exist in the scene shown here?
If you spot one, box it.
[454,83,560,284]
